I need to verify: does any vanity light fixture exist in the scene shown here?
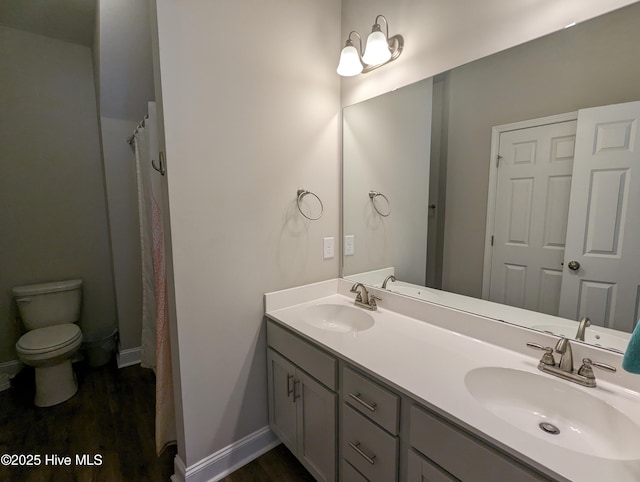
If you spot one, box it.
[336,15,404,77]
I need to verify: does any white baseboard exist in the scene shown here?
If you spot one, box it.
[0,359,23,378]
[116,346,142,368]
[171,426,279,482]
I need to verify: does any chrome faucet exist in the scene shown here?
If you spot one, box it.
[527,337,616,387]
[381,275,396,289]
[575,316,591,341]
[350,283,380,311]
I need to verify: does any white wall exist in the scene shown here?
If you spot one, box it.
[343,78,432,284]
[155,0,342,466]
[0,26,117,361]
[340,0,638,107]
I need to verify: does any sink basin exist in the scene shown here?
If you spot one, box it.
[302,304,374,333]
[531,323,628,352]
[465,367,640,460]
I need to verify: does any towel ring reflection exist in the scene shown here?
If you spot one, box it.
[297,188,324,220]
[369,191,391,217]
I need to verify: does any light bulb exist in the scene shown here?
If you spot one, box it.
[337,45,363,77]
[362,29,391,65]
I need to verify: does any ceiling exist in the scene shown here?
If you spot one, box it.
[0,0,96,47]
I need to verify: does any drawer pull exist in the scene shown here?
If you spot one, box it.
[349,441,376,465]
[293,380,301,401]
[349,392,377,412]
[286,374,294,398]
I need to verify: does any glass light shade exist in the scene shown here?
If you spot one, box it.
[362,30,391,65]
[337,45,363,76]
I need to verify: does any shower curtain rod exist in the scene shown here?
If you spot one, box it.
[126,115,149,145]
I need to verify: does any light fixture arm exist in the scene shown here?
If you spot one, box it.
[374,14,389,38]
[346,30,364,56]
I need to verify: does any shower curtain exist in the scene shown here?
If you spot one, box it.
[133,102,177,454]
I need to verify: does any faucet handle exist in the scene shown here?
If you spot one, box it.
[369,294,381,308]
[526,342,556,366]
[577,358,617,379]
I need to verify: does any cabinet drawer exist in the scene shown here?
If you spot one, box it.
[410,405,547,482]
[342,366,399,434]
[342,404,398,482]
[267,320,337,390]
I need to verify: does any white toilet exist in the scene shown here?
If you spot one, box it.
[13,279,83,407]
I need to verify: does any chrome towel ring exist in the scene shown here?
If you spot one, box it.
[369,190,391,217]
[297,188,324,220]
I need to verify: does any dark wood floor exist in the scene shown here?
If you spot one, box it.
[0,359,176,482]
[221,444,314,482]
[0,359,315,481]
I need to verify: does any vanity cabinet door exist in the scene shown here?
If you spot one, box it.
[267,349,297,454]
[407,449,457,482]
[297,371,337,482]
[267,348,337,481]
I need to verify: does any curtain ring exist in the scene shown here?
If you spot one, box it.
[297,188,324,220]
[369,191,390,217]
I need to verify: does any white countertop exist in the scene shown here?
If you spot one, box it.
[265,279,640,482]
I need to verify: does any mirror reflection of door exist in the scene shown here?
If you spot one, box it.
[486,101,640,331]
[559,100,640,333]
[488,117,576,315]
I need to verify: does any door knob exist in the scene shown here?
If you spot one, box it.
[567,260,580,271]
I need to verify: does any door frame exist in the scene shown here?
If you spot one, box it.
[481,111,578,299]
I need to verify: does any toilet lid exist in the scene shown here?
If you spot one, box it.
[16,324,82,354]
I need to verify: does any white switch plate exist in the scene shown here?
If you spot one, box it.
[323,237,334,259]
[344,235,355,256]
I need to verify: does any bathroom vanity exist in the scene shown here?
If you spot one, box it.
[265,279,640,482]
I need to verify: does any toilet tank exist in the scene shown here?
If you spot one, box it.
[13,279,83,331]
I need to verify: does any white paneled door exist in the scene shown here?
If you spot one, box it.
[489,120,577,314]
[558,101,640,332]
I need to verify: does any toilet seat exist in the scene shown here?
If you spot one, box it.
[16,324,82,355]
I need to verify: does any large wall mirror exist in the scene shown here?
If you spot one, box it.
[342,2,640,353]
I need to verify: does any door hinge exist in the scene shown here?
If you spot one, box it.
[496,155,503,168]
[491,235,494,246]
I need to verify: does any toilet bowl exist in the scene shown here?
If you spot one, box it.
[13,279,83,407]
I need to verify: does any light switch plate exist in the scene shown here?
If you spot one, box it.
[344,235,355,256]
[323,237,334,259]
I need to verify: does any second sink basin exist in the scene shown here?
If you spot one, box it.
[302,304,374,333]
[465,367,640,460]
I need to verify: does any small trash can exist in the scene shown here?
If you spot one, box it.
[82,329,118,367]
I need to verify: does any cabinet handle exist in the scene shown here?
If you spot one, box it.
[349,392,377,412]
[293,380,301,401]
[286,374,294,398]
[349,441,376,465]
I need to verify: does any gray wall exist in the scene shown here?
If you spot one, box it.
[95,0,155,352]
[0,26,117,362]
[441,2,640,297]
